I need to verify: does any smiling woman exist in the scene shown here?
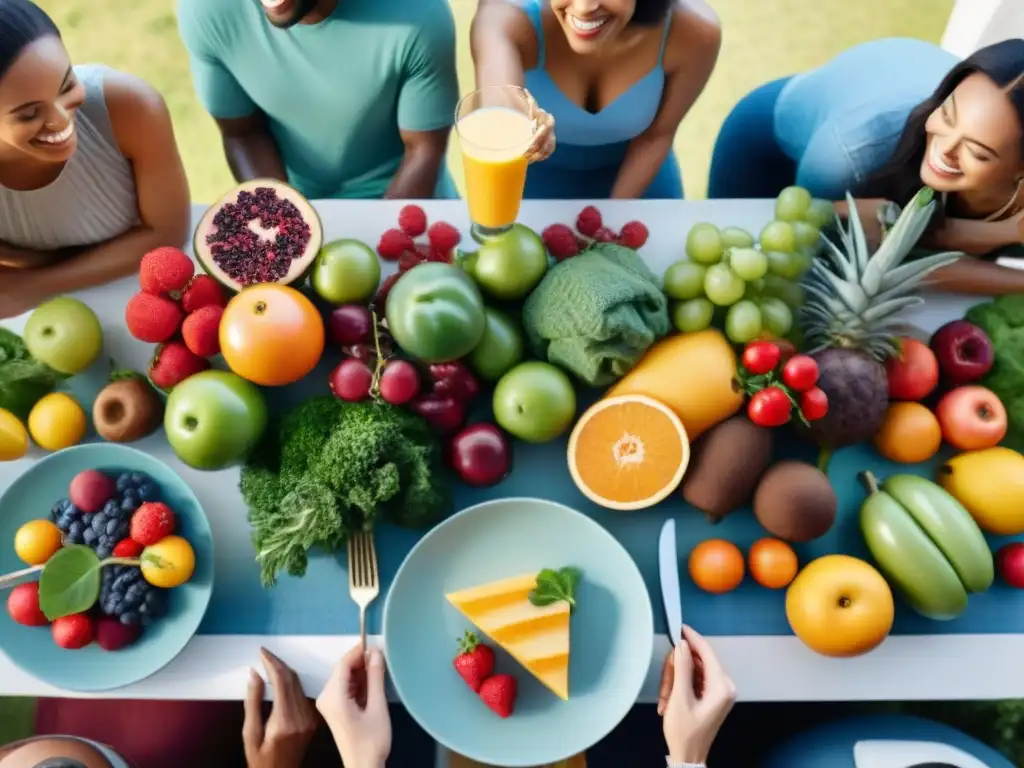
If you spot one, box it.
[0,0,190,320]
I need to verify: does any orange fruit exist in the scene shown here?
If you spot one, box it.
[220,284,325,387]
[748,538,798,589]
[688,539,744,594]
[873,401,942,463]
[567,394,689,511]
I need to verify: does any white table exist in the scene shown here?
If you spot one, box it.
[2,199,1021,706]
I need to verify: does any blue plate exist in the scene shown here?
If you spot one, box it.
[0,444,214,692]
[384,497,653,767]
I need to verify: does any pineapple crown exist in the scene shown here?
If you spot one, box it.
[800,187,963,361]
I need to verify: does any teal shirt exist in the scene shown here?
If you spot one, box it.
[177,0,459,199]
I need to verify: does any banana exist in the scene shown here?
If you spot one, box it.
[882,474,994,594]
[860,478,968,620]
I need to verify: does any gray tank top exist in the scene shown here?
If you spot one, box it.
[0,63,140,250]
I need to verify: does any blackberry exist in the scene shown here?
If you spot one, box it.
[99,565,170,627]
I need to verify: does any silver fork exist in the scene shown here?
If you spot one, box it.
[347,530,380,655]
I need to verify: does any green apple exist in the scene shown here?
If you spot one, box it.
[23,297,103,375]
[461,224,548,301]
[468,307,524,382]
[311,239,381,305]
[493,361,576,444]
[164,370,268,470]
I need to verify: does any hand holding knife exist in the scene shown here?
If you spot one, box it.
[657,519,705,714]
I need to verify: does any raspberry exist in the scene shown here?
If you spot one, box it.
[148,341,210,391]
[125,292,183,343]
[377,228,415,261]
[397,204,428,237]
[426,221,461,255]
[130,501,176,546]
[542,224,581,261]
[398,248,426,273]
[576,206,603,237]
[182,305,224,358]
[113,539,144,558]
[427,245,452,263]
[618,221,649,249]
[139,247,194,296]
[180,275,226,313]
[592,227,618,243]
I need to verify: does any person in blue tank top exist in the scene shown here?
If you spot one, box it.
[469,0,721,200]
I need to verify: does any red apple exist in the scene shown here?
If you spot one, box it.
[929,320,994,385]
[935,386,1007,450]
[997,543,1024,588]
[448,423,511,487]
[885,337,939,401]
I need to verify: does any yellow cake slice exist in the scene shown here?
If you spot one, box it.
[446,572,571,700]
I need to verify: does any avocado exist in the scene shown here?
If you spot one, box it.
[681,416,773,522]
[753,460,837,542]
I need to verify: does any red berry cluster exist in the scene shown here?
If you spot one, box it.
[541,205,650,261]
[123,248,229,390]
[738,340,829,428]
[376,204,462,271]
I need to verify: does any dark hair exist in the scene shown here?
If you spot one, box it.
[631,0,673,26]
[0,0,60,82]
[860,38,1024,207]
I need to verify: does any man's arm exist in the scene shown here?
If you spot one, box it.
[215,113,289,183]
[386,6,461,199]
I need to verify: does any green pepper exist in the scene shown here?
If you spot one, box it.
[384,262,486,363]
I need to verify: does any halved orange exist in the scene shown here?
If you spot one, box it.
[567,394,690,511]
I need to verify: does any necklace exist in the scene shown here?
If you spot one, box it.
[940,178,1024,222]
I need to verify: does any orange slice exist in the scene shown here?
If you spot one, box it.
[567,394,690,511]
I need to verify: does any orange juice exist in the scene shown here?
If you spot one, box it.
[457,106,534,230]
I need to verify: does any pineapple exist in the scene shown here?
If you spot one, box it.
[800,187,961,454]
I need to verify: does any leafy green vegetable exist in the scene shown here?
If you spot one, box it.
[965,296,1024,451]
[241,396,451,587]
[0,328,67,420]
[38,545,103,620]
[528,566,582,611]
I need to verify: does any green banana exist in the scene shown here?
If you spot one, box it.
[860,475,968,620]
[882,474,994,594]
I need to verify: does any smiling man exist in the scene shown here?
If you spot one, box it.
[176,0,459,200]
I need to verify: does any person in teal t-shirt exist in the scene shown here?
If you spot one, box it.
[176,0,459,199]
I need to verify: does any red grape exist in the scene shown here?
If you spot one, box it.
[329,359,373,402]
[379,360,421,405]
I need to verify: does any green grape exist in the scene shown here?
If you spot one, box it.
[663,260,707,300]
[725,300,763,344]
[791,220,820,250]
[806,198,836,229]
[791,248,814,277]
[744,277,765,300]
[759,220,796,253]
[721,226,755,249]
[728,247,768,281]
[703,263,746,306]
[671,298,715,333]
[686,223,725,265]
[761,275,806,310]
[775,186,813,222]
[759,297,794,338]
[765,250,802,280]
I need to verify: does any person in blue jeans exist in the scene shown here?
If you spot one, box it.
[176,0,459,200]
[709,37,1024,296]
[468,0,722,200]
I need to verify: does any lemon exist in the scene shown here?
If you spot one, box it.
[28,393,87,452]
[0,408,29,461]
[141,535,196,588]
[14,519,63,565]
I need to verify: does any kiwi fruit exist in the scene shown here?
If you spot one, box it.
[753,460,837,542]
[93,378,163,443]
[681,416,773,523]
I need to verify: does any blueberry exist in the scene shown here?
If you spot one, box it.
[103,518,118,536]
[130,472,147,486]
[121,611,140,626]
[115,473,134,492]
[69,521,84,537]
[122,488,140,505]
[103,498,119,514]
[96,544,112,558]
[81,512,94,527]
[120,497,139,515]
[91,515,107,534]
[83,528,97,545]
[137,483,159,502]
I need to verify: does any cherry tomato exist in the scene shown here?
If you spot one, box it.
[741,341,781,375]
[747,386,793,427]
[799,387,829,421]
[782,354,820,391]
[774,339,798,366]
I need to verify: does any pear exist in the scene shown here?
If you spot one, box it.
[938,447,1024,535]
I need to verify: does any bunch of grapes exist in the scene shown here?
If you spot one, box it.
[663,186,834,345]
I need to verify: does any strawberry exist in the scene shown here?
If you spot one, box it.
[52,613,94,650]
[453,630,494,692]
[130,502,176,546]
[113,538,144,558]
[479,674,517,717]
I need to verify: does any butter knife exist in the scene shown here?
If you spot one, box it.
[658,518,683,645]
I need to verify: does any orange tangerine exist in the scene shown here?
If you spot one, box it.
[748,538,799,589]
[567,394,689,511]
[873,401,942,464]
[689,539,745,594]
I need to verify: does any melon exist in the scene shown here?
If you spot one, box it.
[193,179,323,291]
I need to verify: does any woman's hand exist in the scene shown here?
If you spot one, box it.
[316,645,392,768]
[524,92,555,164]
[242,648,320,768]
[660,625,736,766]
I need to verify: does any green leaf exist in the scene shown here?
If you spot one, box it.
[528,565,583,612]
[38,545,102,620]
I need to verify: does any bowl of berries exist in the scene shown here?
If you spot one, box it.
[0,443,213,691]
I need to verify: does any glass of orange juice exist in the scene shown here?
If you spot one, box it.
[456,86,535,239]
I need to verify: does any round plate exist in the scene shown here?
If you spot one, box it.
[384,497,653,767]
[0,444,214,692]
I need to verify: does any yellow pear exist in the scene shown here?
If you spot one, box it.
[937,447,1024,535]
